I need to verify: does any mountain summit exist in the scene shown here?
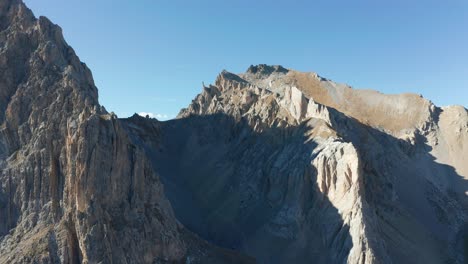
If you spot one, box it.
[162,65,468,263]
[0,0,467,263]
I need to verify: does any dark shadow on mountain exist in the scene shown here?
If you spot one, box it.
[122,113,353,264]
[123,105,467,263]
[0,176,19,238]
[0,188,8,237]
[325,106,468,263]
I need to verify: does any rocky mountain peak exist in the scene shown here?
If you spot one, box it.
[0,0,34,28]
[207,70,255,96]
[0,0,21,15]
[171,63,468,263]
[246,64,288,75]
[217,69,248,85]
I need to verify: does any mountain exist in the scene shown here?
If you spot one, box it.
[0,0,253,263]
[125,65,467,263]
[0,0,467,263]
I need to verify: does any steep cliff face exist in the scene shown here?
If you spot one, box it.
[0,1,253,263]
[126,65,467,263]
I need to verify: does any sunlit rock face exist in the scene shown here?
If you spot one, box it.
[1,0,467,263]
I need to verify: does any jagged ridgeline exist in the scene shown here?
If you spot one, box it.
[0,0,467,263]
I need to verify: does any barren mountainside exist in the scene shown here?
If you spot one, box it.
[0,0,467,263]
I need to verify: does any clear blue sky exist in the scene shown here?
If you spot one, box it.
[24,0,468,119]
